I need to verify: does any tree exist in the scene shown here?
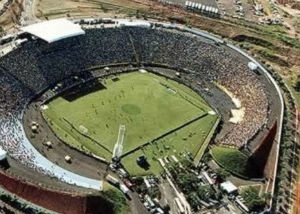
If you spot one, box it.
[216,168,230,182]
[103,189,127,214]
[241,186,265,212]
[202,152,212,163]
[247,198,265,212]
[262,192,272,202]
[176,173,198,193]
[196,185,214,200]
[162,204,170,213]
[294,74,300,90]
[0,27,4,37]
[181,158,194,169]
[187,192,200,210]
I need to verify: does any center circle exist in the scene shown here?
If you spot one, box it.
[121,104,141,115]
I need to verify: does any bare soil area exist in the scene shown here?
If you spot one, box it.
[0,0,23,32]
[23,101,109,181]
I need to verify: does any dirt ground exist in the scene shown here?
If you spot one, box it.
[34,0,149,20]
[21,91,149,214]
[23,62,280,192]
[1,0,299,81]
[5,156,94,194]
[1,0,299,212]
[23,101,109,181]
[21,66,149,214]
[0,0,23,32]
[2,0,298,83]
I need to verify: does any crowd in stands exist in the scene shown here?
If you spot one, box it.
[0,71,44,173]
[0,70,81,183]
[0,28,135,93]
[126,27,268,147]
[0,25,268,180]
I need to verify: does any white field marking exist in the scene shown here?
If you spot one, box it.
[208,110,216,115]
[112,124,126,159]
[168,88,177,94]
[41,105,48,110]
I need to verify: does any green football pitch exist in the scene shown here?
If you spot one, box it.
[43,71,218,175]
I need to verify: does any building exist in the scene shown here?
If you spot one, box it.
[220,181,238,195]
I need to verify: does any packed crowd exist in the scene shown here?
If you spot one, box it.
[0,28,135,93]
[0,25,268,181]
[0,70,101,188]
[0,71,45,173]
[126,27,268,147]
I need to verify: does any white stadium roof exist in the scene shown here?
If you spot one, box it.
[220,181,238,194]
[0,148,7,161]
[22,19,85,43]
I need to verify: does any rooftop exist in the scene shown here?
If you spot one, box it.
[21,19,85,43]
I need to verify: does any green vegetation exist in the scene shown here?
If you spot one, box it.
[257,49,288,66]
[134,176,161,199]
[286,78,300,106]
[103,189,130,214]
[293,74,300,91]
[215,168,230,182]
[241,186,265,212]
[121,114,218,176]
[286,74,300,106]
[102,181,117,191]
[196,185,215,200]
[0,190,55,214]
[44,71,218,176]
[211,146,250,178]
[193,116,220,164]
[44,72,210,160]
[169,165,219,211]
[176,172,198,193]
[276,33,300,49]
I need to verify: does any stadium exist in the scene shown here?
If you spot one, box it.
[0,18,283,214]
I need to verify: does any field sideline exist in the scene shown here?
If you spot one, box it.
[122,113,218,175]
[43,71,218,175]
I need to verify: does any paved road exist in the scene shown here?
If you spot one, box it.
[129,192,149,214]
[2,17,285,202]
[169,22,284,210]
[159,181,179,214]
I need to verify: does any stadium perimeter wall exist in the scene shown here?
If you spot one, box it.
[0,19,284,212]
[157,21,283,209]
[0,169,112,214]
[250,122,278,177]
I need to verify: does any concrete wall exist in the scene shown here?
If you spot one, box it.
[0,170,111,214]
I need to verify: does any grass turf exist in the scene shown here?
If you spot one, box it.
[211,146,250,179]
[43,72,212,162]
[122,114,218,176]
[102,181,130,214]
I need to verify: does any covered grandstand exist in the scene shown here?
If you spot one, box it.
[21,18,85,43]
[0,18,283,213]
